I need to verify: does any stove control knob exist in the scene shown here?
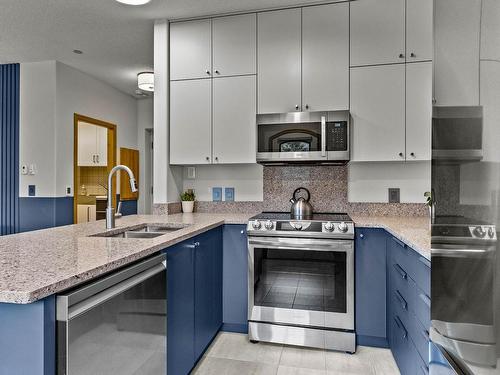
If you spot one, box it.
[252,220,262,230]
[338,222,348,233]
[473,226,486,238]
[324,222,335,232]
[488,227,495,238]
[264,220,273,230]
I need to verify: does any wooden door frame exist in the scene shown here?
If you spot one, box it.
[73,113,117,224]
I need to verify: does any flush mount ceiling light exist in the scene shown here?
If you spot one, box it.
[137,72,154,92]
[115,0,151,5]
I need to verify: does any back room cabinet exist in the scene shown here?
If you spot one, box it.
[78,123,108,167]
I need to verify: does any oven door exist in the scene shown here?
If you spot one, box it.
[248,236,354,331]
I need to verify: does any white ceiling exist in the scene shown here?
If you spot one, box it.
[0,0,322,97]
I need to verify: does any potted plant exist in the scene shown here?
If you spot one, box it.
[180,190,195,213]
[424,190,435,224]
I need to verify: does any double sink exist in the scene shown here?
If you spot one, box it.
[92,224,187,239]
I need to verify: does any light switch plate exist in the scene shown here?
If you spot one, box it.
[28,185,36,197]
[388,188,400,203]
[224,187,235,202]
[66,186,72,196]
[212,187,222,202]
[21,165,28,175]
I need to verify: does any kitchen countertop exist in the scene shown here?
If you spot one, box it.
[352,215,431,260]
[0,212,429,305]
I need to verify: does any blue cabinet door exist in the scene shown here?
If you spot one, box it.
[167,241,195,375]
[222,225,248,333]
[194,227,223,359]
[355,228,389,347]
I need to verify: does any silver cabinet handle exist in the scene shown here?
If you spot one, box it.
[96,155,99,163]
[305,104,309,110]
[399,53,405,58]
[410,52,416,58]
[321,116,326,157]
[394,290,408,311]
[393,263,408,280]
[206,156,210,162]
[240,230,244,234]
[295,105,300,110]
[214,70,220,74]
[359,233,364,239]
[399,152,404,158]
[410,152,415,158]
[394,316,408,339]
[206,70,211,75]
[92,155,96,163]
[215,157,219,162]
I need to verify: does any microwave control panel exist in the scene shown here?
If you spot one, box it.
[327,121,348,151]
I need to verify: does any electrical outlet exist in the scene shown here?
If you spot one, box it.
[388,188,400,203]
[66,186,72,196]
[186,167,196,179]
[212,187,222,202]
[28,185,36,197]
[224,187,235,202]
[21,165,28,175]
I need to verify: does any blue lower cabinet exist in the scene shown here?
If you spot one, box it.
[355,228,389,347]
[222,225,248,333]
[167,241,196,375]
[194,227,223,359]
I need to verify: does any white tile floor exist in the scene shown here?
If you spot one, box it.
[192,332,400,375]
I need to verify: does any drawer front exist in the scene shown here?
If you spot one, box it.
[414,285,431,331]
[413,254,430,295]
[391,314,412,375]
[390,261,412,305]
[410,313,430,365]
[390,236,412,274]
[390,286,411,330]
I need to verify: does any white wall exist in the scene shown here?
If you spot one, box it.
[137,97,153,214]
[182,165,263,201]
[20,61,139,198]
[348,162,431,203]
[20,61,57,197]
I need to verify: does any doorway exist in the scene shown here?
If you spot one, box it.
[73,114,117,224]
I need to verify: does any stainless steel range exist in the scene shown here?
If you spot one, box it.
[247,212,355,352]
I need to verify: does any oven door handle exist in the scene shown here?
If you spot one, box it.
[321,116,326,157]
[432,245,495,258]
[248,237,352,252]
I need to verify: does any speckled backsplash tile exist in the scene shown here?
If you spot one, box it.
[194,201,263,214]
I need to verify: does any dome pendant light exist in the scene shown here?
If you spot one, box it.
[115,0,151,5]
[137,72,154,92]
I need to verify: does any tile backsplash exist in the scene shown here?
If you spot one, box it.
[78,166,108,196]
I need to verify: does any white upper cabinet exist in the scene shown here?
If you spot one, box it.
[350,0,406,66]
[78,123,107,167]
[170,19,212,80]
[213,76,256,164]
[212,14,256,77]
[170,79,212,165]
[95,125,108,166]
[434,0,481,106]
[406,62,432,161]
[302,3,349,112]
[257,8,302,114]
[406,0,433,62]
[350,65,406,161]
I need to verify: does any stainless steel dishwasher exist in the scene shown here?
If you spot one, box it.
[56,254,166,375]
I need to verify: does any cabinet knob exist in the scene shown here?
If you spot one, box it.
[399,152,404,158]
[410,152,415,157]
[305,104,309,110]
[206,70,211,75]
[206,156,210,161]
[194,242,200,247]
[215,157,219,162]
[359,233,364,239]
[240,230,244,234]
[410,52,416,58]
[214,70,220,74]
[295,105,300,110]
[399,53,405,59]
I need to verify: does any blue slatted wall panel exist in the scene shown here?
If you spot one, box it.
[0,64,20,235]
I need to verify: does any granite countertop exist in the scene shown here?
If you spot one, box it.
[0,212,429,305]
[0,213,255,304]
[352,215,431,260]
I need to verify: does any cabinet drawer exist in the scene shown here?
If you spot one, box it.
[390,262,412,304]
[390,236,412,274]
[417,352,429,375]
[413,254,430,294]
[391,314,412,375]
[390,286,411,330]
[410,313,430,365]
[414,285,431,330]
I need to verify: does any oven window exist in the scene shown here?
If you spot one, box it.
[253,248,346,313]
[257,123,322,153]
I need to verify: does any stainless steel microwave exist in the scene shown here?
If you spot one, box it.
[256,111,350,165]
[432,106,483,163]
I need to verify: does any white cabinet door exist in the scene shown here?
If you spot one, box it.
[434,0,481,105]
[170,79,212,165]
[95,125,108,166]
[406,0,433,62]
[350,65,406,161]
[212,14,256,77]
[257,8,302,114]
[78,122,97,166]
[302,3,349,111]
[350,0,406,66]
[213,76,256,164]
[406,62,432,161]
[170,19,212,81]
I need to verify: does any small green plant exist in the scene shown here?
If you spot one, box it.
[424,191,433,207]
[180,190,195,201]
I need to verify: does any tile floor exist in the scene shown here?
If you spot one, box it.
[192,332,400,375]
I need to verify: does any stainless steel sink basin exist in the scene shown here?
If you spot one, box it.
[91,223,187,239]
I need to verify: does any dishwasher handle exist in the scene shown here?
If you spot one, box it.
[57,254,166,322]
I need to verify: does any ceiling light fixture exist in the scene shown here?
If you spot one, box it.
[137,72,154,92]
[73,49,83,54]
[115,0,151,5]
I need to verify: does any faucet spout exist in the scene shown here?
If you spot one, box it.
[106,165,137,229]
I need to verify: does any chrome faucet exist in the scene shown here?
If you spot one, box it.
[106,165,137,229]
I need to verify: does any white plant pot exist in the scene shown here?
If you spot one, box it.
[182,201,194,213]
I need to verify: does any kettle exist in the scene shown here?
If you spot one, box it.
[290,187,313,220]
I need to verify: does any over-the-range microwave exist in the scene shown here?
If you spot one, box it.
[256,111,350,165]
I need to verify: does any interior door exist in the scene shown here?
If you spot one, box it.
[212,13,256,77]
[257,8,302,114]
[213,75,256,164]
[350,0,406,66]
[350,64,406,161]
[406,0,433,62]
[170,19,212,80]
[302,3,349,112]
[406,62,432,161]
[170,79,212,164]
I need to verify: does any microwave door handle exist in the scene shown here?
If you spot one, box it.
[321,116,326,157]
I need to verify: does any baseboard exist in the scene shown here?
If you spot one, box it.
[221,323,248,334]
[356,334,389,348]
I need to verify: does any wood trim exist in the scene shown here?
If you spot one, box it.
[73,114,117,224]
[119,148,139,201]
